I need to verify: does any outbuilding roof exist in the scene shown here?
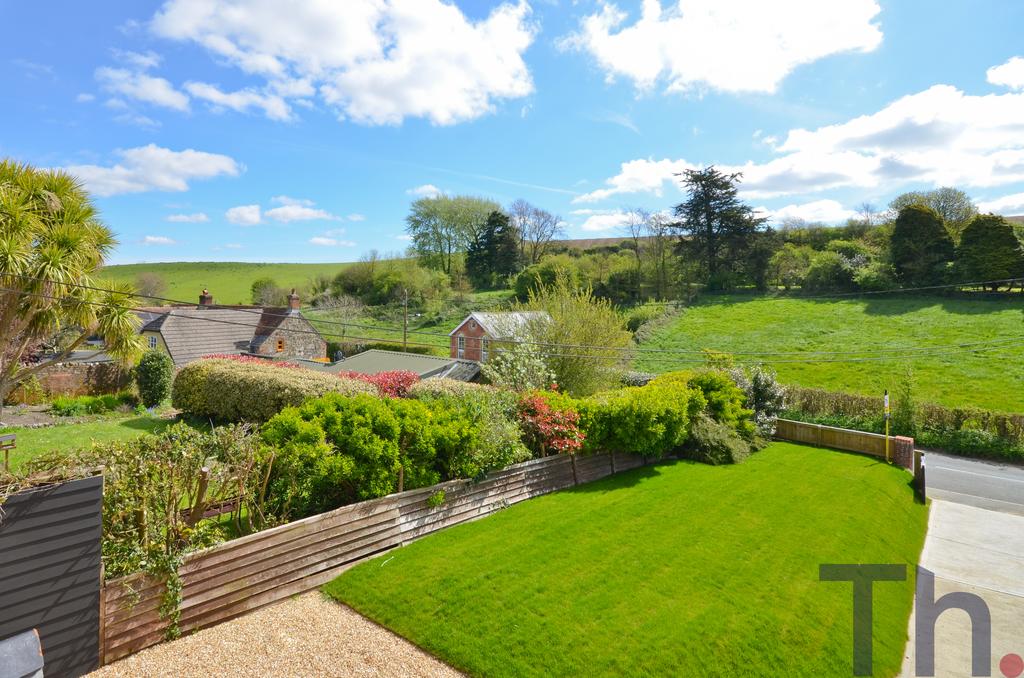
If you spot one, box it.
[306,349,480,381]
[449,311,549,339]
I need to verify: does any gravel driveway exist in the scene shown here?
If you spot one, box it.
[89,592,462,678]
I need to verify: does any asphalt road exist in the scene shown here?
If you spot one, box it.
[924,450,1024,516]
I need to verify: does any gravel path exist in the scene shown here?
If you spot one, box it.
[89,592,463,678]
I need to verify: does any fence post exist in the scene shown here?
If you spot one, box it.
[570,454,579,485]
[609,452,616,475]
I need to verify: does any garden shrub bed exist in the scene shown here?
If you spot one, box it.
[50,391,138,417]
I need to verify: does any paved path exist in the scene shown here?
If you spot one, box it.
[924,451,1024,516]
[900,500,1024,676]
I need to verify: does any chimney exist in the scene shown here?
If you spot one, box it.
[199,289,213,306]
[288,288,300,313]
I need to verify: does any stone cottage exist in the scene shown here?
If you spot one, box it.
[136,288,327,367]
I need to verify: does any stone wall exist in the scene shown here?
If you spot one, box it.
[251,314,327,361]
[4,362,133,404]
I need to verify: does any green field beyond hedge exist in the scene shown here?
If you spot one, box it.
[636,294,1024,412]
[326,443,927,678]
[101,261,351,305]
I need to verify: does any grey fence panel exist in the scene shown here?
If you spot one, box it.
[0,475,103,678]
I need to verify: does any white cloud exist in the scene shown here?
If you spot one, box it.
[76,93,95,103]
[577,209,632,232]
[223,243,243,249]
[226,204,262,226]
[987,56,1024,91]
[166,212,209,223]
[346,213,366,222]
[561,0,882,94]
[66,144,241,197]
[394,234,413,241]
[977,192,1024,215]
[406,184,442,198]
[113,49,163,70]
[309,236,356,247]
[272,196,314,206]
[574,158,693,203]
[150,0,536,125]
[95,66,189,111]
[756,199,856,225]
[265,204,338,223]
[142,235,177,245]
[579,78,1024,203]
[184,81,292,121]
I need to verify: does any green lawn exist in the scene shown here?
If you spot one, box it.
[2,415,181,472]
[101,261,353,305]
[636,294,1024,411]
[325,443,928,678]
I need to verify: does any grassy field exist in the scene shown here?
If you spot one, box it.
[636,294,1024,412]
[1,415,182,471]
[326,443,927,678]
[101,262,352,305]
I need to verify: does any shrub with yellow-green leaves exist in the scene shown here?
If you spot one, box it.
[172,358,375,422]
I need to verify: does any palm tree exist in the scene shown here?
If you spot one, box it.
[0,159,142,421]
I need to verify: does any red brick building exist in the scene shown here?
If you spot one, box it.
[448,312,549,361]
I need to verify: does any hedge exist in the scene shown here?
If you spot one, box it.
[172,358,375,422]
[783,385,1024,461]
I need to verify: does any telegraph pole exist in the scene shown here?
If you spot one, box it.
[402,288,409,352]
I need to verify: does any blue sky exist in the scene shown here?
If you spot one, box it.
[4,0,1024,264]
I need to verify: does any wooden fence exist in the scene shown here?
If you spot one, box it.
[100,451,647,664]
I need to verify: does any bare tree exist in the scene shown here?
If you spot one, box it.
[622,208,650,300]
[646,212,673,299]
[509,199,565,265]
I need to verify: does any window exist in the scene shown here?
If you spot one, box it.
[276,339,285,353]
[147,335,158,349]
[457,335,465,358]
[481,338,490,362]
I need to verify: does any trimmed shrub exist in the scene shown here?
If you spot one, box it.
[619,370,656,387]
[407,378,487,399]
[578,380,703,458]
[135,349,174,408]
[656,370,755,439]
[339,370,420,398]
[172,358,375,422]
[682,413,752,465]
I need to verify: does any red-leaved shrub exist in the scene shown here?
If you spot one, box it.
[517,394,584,456]
[339,370,420,398]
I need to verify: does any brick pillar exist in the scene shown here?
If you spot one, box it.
[893,436,915,470]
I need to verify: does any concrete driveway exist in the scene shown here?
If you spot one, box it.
[900,452,1024,677]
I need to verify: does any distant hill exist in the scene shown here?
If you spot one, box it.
[101,261,351,305]
[1005,215,1024,224]
[554,235,649,250]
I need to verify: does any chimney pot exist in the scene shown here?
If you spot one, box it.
[199,289,213,306]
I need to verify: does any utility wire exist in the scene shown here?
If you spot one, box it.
[6,272,1023,358]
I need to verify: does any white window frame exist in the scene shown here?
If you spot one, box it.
[148,335,158,349]
[481,338,490,362]
[457,335,465,358]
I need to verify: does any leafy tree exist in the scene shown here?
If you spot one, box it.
[251,277,285,305]
[135,272,166,301]
[135,348,174,408]
[891,204,954,286]
[466,211,521,288]
[480,342,553,392]
[671,166,766,289]
[513,254,583,300]
[744,228,778,291]
[0,159,142,418]
[955,214,1024,289]
[518,273,633,396]
[803,251,856,292]
[405,195,499,274]
[888,187,976,237]
[768,243,813,290]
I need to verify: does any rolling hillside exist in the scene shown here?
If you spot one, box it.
[101,262,352,305]
[635,294,1024,411]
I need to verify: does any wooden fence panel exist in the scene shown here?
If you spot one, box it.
[775,418,904,461]
[101,452,645,664]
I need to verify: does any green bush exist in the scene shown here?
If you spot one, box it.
[681,413,753,465]
[675,370,755,439]
[50,391,136,416]
[625,305,662,333]
[578,380,703,458]
[172,358,375,422]
[803,251,855,292]
[135,349,174,408]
